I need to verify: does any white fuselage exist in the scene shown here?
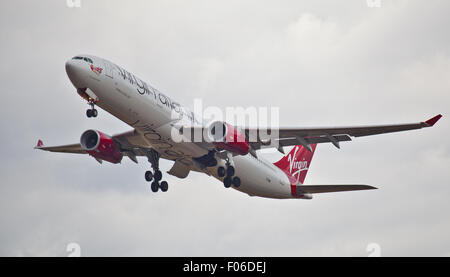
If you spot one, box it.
[65,55,294,199]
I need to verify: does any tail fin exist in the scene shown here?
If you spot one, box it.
[273,144,317,184]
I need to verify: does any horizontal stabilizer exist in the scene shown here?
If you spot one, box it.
[297,184,377,194]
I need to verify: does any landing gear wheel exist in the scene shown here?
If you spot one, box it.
[232,176,241,188]
[86,109,97,118]
[154,170,162,181]
[217,166,226,177]
[224,176,232,188]
[86,99,98,118]
[145,171,153,182]
[160,181,168,192]
[226,165,235,177]
[151,181,159,192]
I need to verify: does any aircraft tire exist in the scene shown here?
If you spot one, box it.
[160,181,168,192]
[232,176,241,188]
[151,181,159,192]
[224,176,232,188]
[226,166,235,177]
[217,166,226,177]
[145,171,153,182]
[154,170,162,181]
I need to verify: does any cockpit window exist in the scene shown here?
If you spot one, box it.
[72,56,93,63]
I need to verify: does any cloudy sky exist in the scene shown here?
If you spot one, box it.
[1,0,449,256]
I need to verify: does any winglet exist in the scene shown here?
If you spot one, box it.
[35,139,44,149]
[424,114,442,127]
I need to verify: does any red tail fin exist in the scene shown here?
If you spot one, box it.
[273,144,317,184]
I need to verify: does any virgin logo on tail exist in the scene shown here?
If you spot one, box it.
[273,144,316,185]
[287,146,309,182]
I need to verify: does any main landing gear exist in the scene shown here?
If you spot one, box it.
[218,163,241,189]
[145,149,169,193]
[86,101,98,118]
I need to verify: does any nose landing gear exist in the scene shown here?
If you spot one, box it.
[78,88,99,118]
[86,101,98,118]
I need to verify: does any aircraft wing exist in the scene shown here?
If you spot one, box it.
[34,140,85,154]
[35,130,200,174]
[249,114,442,151]
[297,184,377,194]
[34,129,153,157]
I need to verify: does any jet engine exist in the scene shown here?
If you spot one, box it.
[80,130,123,164]
[207,121,250,155]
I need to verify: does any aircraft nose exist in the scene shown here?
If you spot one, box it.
[65,59,75,73]
[65,59,86,88]
[65,59,81,78]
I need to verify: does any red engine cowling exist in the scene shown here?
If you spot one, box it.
[208,121,250,155]
[80,130,123,164]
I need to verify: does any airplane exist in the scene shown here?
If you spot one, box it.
[35,54,442,199]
